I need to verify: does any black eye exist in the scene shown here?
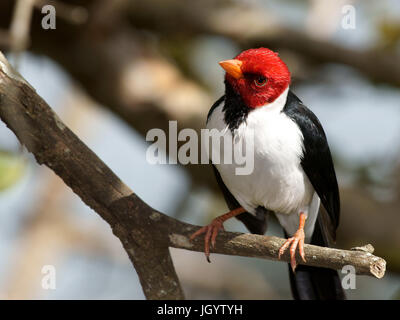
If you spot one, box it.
[254,76,268,87]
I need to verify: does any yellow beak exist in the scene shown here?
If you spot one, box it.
[218,59,243,79]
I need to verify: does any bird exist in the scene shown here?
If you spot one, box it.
[190,47,345,300]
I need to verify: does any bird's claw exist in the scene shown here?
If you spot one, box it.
[278,229,306,272]
[189,218,225,262]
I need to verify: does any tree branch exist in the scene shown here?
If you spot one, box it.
[168,227,386,279]
[0,52,386,299]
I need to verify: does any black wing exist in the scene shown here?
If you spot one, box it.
[283,91,340,239]
[207,95,225,123]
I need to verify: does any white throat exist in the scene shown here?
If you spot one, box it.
[259,87,289,113]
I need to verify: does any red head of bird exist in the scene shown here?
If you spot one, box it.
[219,48,291,108]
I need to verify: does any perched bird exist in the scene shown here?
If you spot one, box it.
[191,48,345,300]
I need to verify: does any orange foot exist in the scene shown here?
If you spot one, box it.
[278,212,307,272]
[190,207,245,262]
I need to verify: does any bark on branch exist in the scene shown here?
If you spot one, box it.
[0,52,386,299]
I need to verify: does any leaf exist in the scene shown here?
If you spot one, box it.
[0,151,26,191]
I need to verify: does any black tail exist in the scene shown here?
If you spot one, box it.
[287,218,346,300]
[236,206,270,235]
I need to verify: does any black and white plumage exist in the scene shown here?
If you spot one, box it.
[207,85,344,300]
[207,83,339,239]
[199,48,345,300]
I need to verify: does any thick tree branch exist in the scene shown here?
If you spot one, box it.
[0,52,386,299]
[0,51,184,300]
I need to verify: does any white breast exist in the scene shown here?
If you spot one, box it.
[207,88,315,224]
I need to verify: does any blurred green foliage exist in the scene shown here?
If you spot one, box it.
[378,20,400,50]
[0,151,25,191]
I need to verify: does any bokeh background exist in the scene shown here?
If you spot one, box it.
[0,0,399,299]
